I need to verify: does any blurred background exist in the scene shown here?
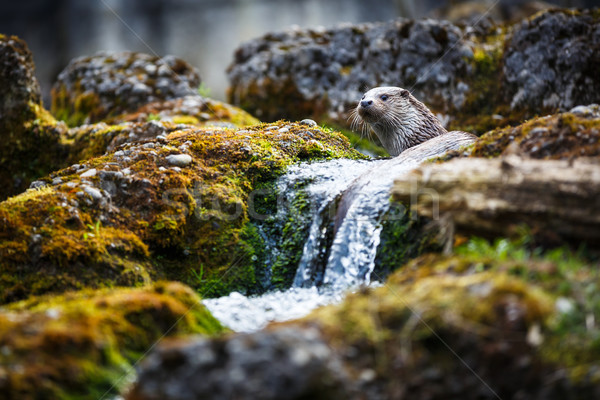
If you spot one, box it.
[0,0,595,105]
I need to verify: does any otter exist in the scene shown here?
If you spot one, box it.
[352,86,476,156]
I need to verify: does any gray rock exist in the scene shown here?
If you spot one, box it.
[503,10,600,112]
[166,154,193,166]
[129,327,351,400]
[300,119,318,127]
[227,18,476,124]
[79,168,97,178]
[29,180,47,189]
[52,51,201,125]
[83,186,103,201]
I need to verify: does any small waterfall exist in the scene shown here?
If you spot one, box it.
[204,134,473,332]
[321,157,421,287]
[291,159,385,287]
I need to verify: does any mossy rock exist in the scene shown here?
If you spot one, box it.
[128,238,600,399]
[0,121,364,304]
[108,95,260,128]
[0,34,71,200]
[0,281,224,400]
[51,51,201,127]
[470,105,600,159]
[296,238,600,398]
[439,105,600,161]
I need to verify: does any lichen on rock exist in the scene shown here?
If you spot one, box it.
[227,18,478,126]
[108,94,260,128]
[227,9,600,139]
[503,9,600,114]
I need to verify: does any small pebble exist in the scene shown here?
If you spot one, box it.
[83,186,103,201]
[79,168,97,178]
[300,119,318,127]
[166,154,192,166]
[29,180,47,189]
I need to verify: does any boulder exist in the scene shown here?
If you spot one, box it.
[127,327,349,400]
[227,18,478,125]
[460,104,600,159]
[51,51,201,126]
[108,94,260,127]
[503,9,600,114]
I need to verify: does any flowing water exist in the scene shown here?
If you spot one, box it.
[204,138,467,332]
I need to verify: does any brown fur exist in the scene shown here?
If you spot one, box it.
[352,86,474,156]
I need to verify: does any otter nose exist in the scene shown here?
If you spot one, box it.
[360,100,372,108]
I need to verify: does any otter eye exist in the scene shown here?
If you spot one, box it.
[361,95,365,100]
[380,95,388,101]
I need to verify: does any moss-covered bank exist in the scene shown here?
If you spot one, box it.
[0,281,224,400]
[0,121,363,303]
[297,237,600,398]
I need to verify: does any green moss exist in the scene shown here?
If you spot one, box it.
[0,121,363,302]
[269,187,313,289]
[373,203,443,279]
[51,84,102,127]
[324,122,388,157]
[0,99,71,200]
[445,29,519,135]
[106,96,260,128]
[296,236,599,394]
[0,282,224,399]
[468,110,600,159]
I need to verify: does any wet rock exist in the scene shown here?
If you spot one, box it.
[0,282,224,400]
[127,327,350,400]
[503,9,600,114]
[51,51,201,126]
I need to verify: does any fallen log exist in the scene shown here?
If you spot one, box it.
[392,156,600,246]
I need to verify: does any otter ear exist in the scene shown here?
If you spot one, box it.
[400,89,409,98]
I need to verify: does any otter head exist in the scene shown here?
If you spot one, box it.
[354,86,447,156]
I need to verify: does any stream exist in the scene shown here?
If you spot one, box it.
[203,153,428,332]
